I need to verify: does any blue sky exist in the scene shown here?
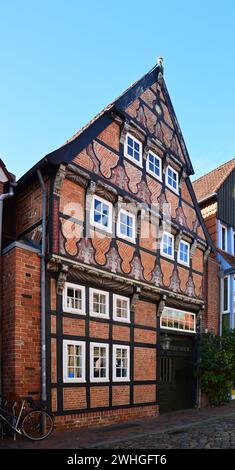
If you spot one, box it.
[0,0,235,180]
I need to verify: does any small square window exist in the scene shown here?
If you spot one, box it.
[161,231,174,259]
[90,343,109,382]
[146,151,162,181]
[90,289,109,318]
[113,295,130,323]
[178,240,190,266]
[91,195,113,232]
[117,210,136,242]
[124,133,143,167]
[166,166,179,193]
[63,283,86,314]
[113,345,130,382]
[63,340,86,383]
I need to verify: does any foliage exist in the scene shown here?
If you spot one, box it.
[197,329,235,406]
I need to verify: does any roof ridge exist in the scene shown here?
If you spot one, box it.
[193,157,235,184]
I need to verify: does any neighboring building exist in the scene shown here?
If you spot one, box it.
[193,158,235,399]
[1,61,213,430]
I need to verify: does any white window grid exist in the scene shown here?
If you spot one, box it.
[63,340,86,383]
[178,240,190,266]
[124,132,143,167]
[63,282,86,314]
[146,151,162,181]
[90,195,113,233]
[113,345,130,382]
[117,209,136,242]
[166,165,179,194]
[113,294,130,323]
[160,231,174,260]
[90,288,109,318]
[161,307,196,333]
[90,343,109,382]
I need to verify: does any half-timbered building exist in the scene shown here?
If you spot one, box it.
[1,60,214,429]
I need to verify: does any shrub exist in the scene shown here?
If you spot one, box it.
[197,330,235,406]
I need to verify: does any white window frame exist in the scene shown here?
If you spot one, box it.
[146,150,162,181]
[117,209,136,243]
[220,224,227,252]
[160,231,174,260]
[113,294,130,323]
[63,340,86,383]
[160,307,196,334]
[166,165,179,194]
[89,288,109,319]
[90,342,109,383]
[222,276,230,313]
[113,345,130,382]
[90,194,113,233]
[63,282,86,315]
[178,240,190,267]
[124,132,143,168]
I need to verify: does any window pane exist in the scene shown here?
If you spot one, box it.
[223,278,228,311]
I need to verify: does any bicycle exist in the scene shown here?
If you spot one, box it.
[0,395,54,441]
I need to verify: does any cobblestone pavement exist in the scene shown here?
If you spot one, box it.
[1,401,235,449]
[97,415,235,449]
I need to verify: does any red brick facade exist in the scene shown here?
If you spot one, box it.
[0,63,213,429]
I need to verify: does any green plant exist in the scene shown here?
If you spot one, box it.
[197,330,235,406]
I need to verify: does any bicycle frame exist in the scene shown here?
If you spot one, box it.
[0,399,26,436]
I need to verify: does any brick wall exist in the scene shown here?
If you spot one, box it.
[202,255,220,335]
[2,245,41,398]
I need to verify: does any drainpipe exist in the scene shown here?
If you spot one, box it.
[37,170,47,403]
[0,185,15,400]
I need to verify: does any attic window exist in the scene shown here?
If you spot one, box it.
[124,133,142,167]
[146,151,162,181]
[166,165,179,194]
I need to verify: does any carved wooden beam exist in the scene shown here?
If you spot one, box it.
[53,164,67,196]
[190,239,197,259]
[57,264,69,295]
[130,287,141,313]
[66,164,90,188]
[203,246,211,263]
[157,294,167,317]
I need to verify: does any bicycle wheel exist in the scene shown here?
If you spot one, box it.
[22,410,54,440]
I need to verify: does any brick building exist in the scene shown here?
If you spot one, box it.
[1,61,214,430]
[193,158,235,399]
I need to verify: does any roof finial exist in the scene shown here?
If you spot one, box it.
[157,56,164,66]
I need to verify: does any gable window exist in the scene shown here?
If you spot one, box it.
[161,308,196,333]
[91,195,112,232]
[221,224,227,251]
[124,133,142,167]
[161,231,174,260]
[113,345,130,381]
[90,343,109,382]
[90,288,109,319]
[63,340,85,383]
[113,294,130,323]
[117,209,136,242]
[178,240,190,266]
[146,151,162,181]
[63,282,86,314]
[223,276,229,313]
[166,165,179,193]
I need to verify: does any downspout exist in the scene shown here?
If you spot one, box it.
[37,170,47,403]
[0,185,15,399]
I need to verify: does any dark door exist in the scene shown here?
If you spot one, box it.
[158,334,196,413]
